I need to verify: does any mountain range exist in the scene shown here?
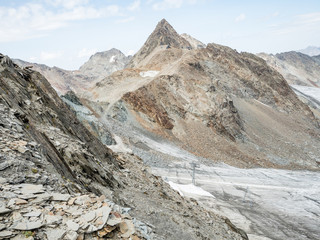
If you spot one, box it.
[2,18,320,240]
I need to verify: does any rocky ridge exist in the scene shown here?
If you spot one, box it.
[14,48,130,95]
[0,53,247,239]
[258,51,320,87]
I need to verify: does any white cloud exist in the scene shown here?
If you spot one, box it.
[152,0,184,10]
[128,0,141,11]
[116,17,135,23]
[297,12,320,25]
[77,48,97,58]
[46,0,89,9]
[235,13,246,22]
[0,1,121,42]
[40,51,63,60]
[152,0,198,10]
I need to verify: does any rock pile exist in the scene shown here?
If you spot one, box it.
[0,183,149,240]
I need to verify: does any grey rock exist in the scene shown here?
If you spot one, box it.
[81,211,95,223]
[51,193,70,201]
[11,220,42,230]
[0,224,6,231]
[23,210,42,217]
[45,228,66,240]
[65,231,78,240]
[66,220,79,232]
[0,208,11,215]
[19,184,45,195]
[0,230,15,239]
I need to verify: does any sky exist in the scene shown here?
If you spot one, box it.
[1,0,320,70]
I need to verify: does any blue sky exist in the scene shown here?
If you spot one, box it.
[1,0,320,69]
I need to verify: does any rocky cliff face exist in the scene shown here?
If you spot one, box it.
[0,53,247,240]
[14,48,130,95]
[257,51,320,87]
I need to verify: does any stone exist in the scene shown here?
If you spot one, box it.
[19,194,37,200]
[94,206,111,230]
[17,146,26,153]
[0,161,11,171]
[81,211,96,223]
[11,220,42,230]
[23,210,42,217]
[51,193,70,201]
[120,220,135,238]
[74,195,91,205]
[0,224,5,231]
[45,228,66,240]
[0,208,11,215]
[65,231,78,240]
[0,230,15,239]
[19,184,44,195]
[15,198,28,205]
[45,214,62,225]
[107,217,122,226]
[66,220,79,232]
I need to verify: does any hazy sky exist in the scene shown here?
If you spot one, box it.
[1,0,320,69]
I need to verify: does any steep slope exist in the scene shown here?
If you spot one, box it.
[258,51,320,87]
[0,53,247,240]
[127,19,192,68]
[88,20,320,170]
[13,48,130,95]
[181,33,206,49]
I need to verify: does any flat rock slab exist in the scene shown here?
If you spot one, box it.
[0,208,11,215]
[23,210,42,217]
[66,220,79,232]
[0,230,15,239]
[18,184,45,195]
[51,193,70,201]
[45,228,66,240]
[11,220,42,230]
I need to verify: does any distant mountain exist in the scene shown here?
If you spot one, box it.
[258,51,320,87]
[79,48,131,79]
[13,48,130,95]
[297,46,320,56]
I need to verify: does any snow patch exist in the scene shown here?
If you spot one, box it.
[109,55,116,63]
[168,181,214,198]
[139,71,159,78]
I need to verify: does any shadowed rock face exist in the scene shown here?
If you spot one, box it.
[0,53,248,240]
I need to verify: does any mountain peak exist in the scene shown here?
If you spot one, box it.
[127,19,192,68]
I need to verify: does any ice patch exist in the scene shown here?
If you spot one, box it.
[109,55,115,63]
[168,181,214,198]
[139,71,159,78]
